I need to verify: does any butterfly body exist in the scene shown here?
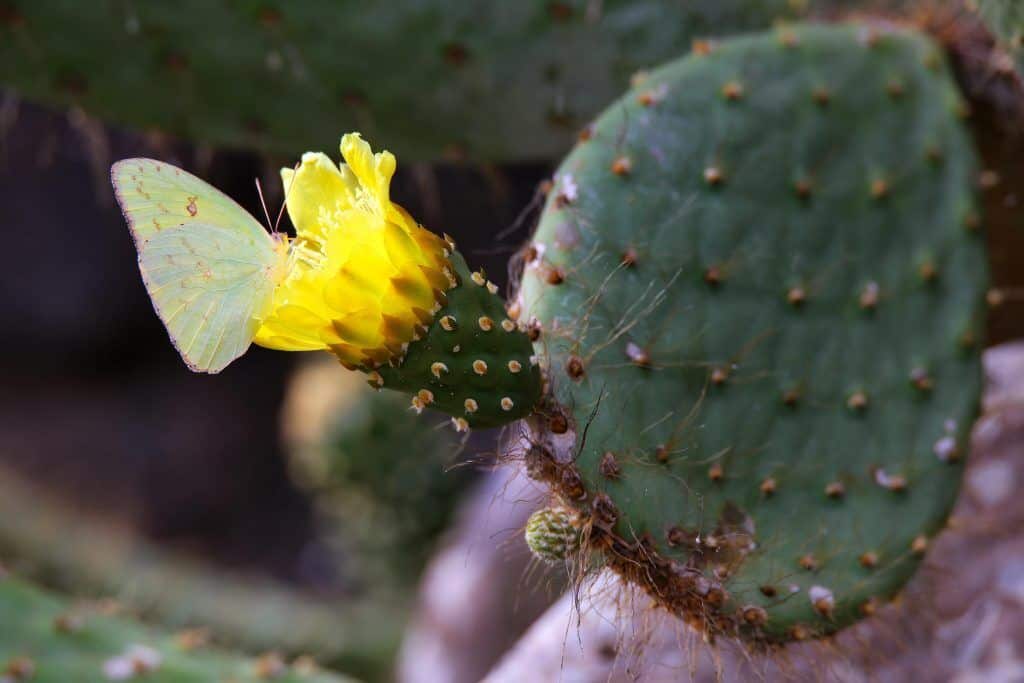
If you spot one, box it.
[112,159,289,373]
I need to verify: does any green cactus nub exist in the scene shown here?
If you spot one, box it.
[375,252,542,430]
[524,507,580,564]
[519,23,988,643]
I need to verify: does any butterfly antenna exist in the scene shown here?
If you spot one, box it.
[255,177,274,234]
[274,161,301,234]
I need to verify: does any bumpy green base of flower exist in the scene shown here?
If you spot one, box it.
[519,23,987,643]
[0,0,841,161]
[375,252,542,429]
[524,508,581,564]
[0,573,355,683]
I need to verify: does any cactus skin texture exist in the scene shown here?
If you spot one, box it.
[524,507,581,564]
[0,573,355,683]
[0,1,822,161]
[518,23,988,643]
[375,252,542,430]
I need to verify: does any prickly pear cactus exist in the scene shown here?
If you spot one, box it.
[0,0,821,161]
[517,23,987,643]
[0,572,354,683]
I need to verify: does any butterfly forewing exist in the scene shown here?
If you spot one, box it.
[111,159,286,373]
[111,158,271,240]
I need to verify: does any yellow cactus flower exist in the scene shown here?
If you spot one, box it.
[254,133,453,369]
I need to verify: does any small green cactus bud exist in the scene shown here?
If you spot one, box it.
[525,507,580,563]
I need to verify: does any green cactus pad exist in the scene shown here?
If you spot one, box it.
[0,0,826,161]
[518,23,987,643]
[375,252,542,430]
[0,466,399,678]
[524,507,581,564]
[0,573,354,683]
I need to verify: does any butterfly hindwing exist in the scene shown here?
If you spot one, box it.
[112,159,286,373]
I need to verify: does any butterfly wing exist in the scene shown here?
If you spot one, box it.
[138,223,284,372]
[111,159,286,373]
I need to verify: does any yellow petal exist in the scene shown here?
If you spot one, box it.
[322,265,380,314]
[340,132,395,209]
[281,152,352,241]
[331,309,384,349]
[253,327,326,351]
[380,313,415,346]
[254,133,452,366]
[252,303,331,350]
[328,342,364,368]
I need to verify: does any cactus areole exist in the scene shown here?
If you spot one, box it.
[517,23,988,644]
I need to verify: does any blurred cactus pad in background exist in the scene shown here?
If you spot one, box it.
[282,359,474,584]
[3,0,1024,682]
[0,0,842,161]
[0,572,358,683]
